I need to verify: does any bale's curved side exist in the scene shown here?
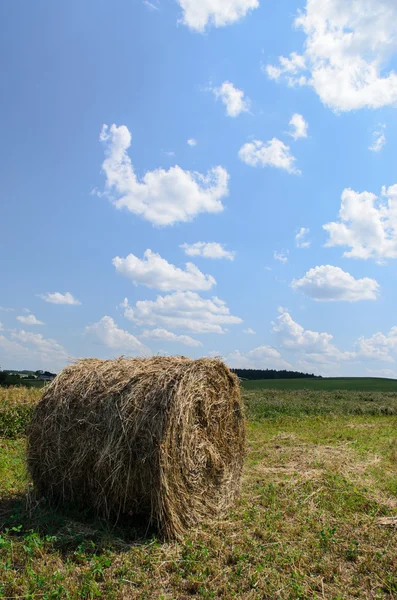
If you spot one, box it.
[27,357,245,538]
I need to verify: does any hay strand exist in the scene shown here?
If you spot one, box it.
[27,356,245,539]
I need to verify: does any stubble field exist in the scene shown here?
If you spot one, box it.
[0,385,396,599]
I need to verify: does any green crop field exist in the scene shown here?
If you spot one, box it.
[242,376,397,392]
[1,385,397,599]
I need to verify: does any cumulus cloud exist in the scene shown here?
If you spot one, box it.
[367,368,397,377]
[113,249,216,291]
[274,251,288,263]
[121,292,242,334]
[355,327,397,363]
[187,138,197,146]
[243,328,256,335]
[265,0,397,112]
[9,330,69,367]
[16,314,44,326]
[180,242,235,260]
[291,265,379,302]
[295,227,311,248]
[272,308,354,363]
[288,113,308,140]
[239,138,300,174]
[270,308,397,368]
[177,0,259,32]
[100,124,229,226]
[323,184,397,260]
[226,345,291,369]
[213,81,251,117]
[369,125,386,152]
[140,328,202,347]
[39,292,81,305]
[0,334,30,362]
[85,316,148,353]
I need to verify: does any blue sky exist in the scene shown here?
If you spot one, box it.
[2,0,397,376]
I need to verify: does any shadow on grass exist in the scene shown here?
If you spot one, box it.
[0,492,160,556]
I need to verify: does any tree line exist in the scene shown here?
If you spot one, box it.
[231,368,320,380]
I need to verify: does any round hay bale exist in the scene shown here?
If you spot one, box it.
[27,356,245,539]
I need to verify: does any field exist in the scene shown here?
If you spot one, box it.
[242,377,397,392]
[1,385,397,599]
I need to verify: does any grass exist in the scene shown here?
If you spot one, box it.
[244,389,397,419]
[0,387,42,438]
[242,377,397,392]
[1,387,397,598]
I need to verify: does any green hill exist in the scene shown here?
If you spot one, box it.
[241,377,397,392]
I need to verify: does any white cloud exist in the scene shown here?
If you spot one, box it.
[100,124,229,226]
[239,138,300,174]
[113,249,216,291]
[10,330,69,367]
[208,350,221,357]
[213,81,250,117]
[323,184,397,260]
[291,265,379,302]
[164,150,176,157]
[177,0,259,33]
[39,292,81,305]
[243,328,256,334]
[366,368,397,378]
[140,328,202,347]
[295,227,311,248]
[0,335,31,365]
[274,251,288,264]
[265,52,307,81]
[187,138,197,146]
[121,292,242,334]
[143,0,159,10]
[265,0,397,112]
[288,113,308,140]
[180,242,235,260]
[226,345,292,369]
[85,316,148,354]
[355,327,397,363]
[16,314,44,326]
[0,307,14,312]
[0,329,69,371]
[272,308,354,363]
[369,125,386,152]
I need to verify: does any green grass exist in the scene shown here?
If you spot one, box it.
[244,388,397,419]
[0,387,41,438]
[242,376,397,392]
[1,389,397,599]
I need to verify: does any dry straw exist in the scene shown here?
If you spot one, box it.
[27,356,245,539]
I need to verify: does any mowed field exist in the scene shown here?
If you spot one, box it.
[1,384,397,599]
[242,377,397,392]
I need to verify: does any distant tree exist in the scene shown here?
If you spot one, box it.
[231,368,320,381]
[0,370,6,385]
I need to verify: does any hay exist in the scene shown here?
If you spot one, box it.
[27,356,245,539]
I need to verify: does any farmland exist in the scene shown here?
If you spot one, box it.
[1,385,397,599]
[242,377,397,392]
